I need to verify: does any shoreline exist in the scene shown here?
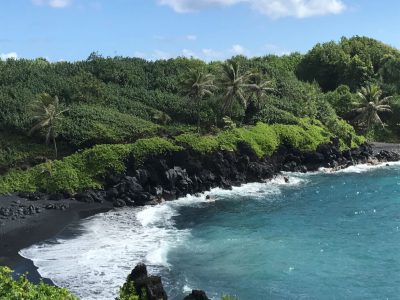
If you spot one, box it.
[0,197,113,282]
[1,142,399,285]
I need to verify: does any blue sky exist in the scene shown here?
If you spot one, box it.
[1,0,400,61]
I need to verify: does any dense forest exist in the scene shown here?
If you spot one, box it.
[0,36,399,184]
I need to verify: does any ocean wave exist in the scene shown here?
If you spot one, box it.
[320,161,400,174]
[19,175,308,300]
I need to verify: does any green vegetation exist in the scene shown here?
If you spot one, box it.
[352,84,392,133]
[0,132,58,174]
[60,104,160,147]
[116,280,141,300]
[0,117,363,195]
[4,35,400,194]
[296,36,400,141]
[0,138,179,194]
[29,93,68,158]
[181,69,216,132]
[0,265,240,300]
[0,266,77,299]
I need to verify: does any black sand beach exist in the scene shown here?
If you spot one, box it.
[0,195,112,282]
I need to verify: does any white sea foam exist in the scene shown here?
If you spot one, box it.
[320,161,400,174]
[19,175,308,300]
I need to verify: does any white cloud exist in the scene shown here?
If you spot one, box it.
[253,0,345,18]
[0,52,18,60]
[135,50,174,60]
[182,49,198,58]
[202,48,224,59]
[158,0,346,18]
[230,44,247,55]
[158,0,241,13]
[32,0,73,8]
[154,34,198,42]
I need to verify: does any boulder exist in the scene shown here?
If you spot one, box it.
[375,150,400,162]
[48,193,65,201]
[76,189,104,203]
[106,188,119,202]
[136,169,150,186]
[184,290,210,300]
[133,192,152,206]
[113,199,126,208]
[127,263,168,300]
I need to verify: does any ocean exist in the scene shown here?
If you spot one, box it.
[20,162,400,299]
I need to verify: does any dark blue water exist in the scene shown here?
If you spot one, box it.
[161,165,400,299]
[20,164,400,300]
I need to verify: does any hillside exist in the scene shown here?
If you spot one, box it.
[0,36,399,189]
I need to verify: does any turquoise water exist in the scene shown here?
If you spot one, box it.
[161,165,400,299]
[20,164,400,300]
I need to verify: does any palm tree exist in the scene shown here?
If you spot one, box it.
[219,61,251,117]
[181,70,215,132]
[352,84,392,132]
[153,111,172,125]
[247,71,274,107]
[244,71,274,123]
[29,93,68,158]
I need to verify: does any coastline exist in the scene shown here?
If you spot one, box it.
[1,142,399,286]
[0,196,113,282]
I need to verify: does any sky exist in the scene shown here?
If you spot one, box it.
[1,0,400,62]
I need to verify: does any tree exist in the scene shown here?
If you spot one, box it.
[352,84,392,132]
[219,61,251,117]
[29,93,68,157]
[247,71,274,106]
[245,71,274,123]
[181,70,215,132]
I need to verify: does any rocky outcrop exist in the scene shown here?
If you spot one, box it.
[374,149,400,162]
[123,263,209,300]
[183,290,210,300]
[1,141,392,223]
[89,140,375,208]
[125,263,168,300]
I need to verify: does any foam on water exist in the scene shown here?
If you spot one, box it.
[19,175,307,300]
[333,161,400,174]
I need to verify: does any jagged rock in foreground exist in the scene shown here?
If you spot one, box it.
[125,263,168,300]
[123,263,210,300]
[183,290,210,300]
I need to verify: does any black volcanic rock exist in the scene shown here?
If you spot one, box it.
[126,263,168,300]
[183,290,210,300]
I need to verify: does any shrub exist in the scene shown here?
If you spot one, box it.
[116,277,144,300]
[252,104,299,125]
[0,144,134,194]
[235,123,280,157]
[60,104,160,147]
[0,121,365,195]
[0,169,37,194]
[221,295,239,300]
[272,119,332,151]
[0,132,56,173]
[175,134,219,154]
[35,161,81,193]
[116,280,141,300]
[176,123,280,157]
[131,137,183,165]
[0,266,77,300]
[325,118,366,149]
